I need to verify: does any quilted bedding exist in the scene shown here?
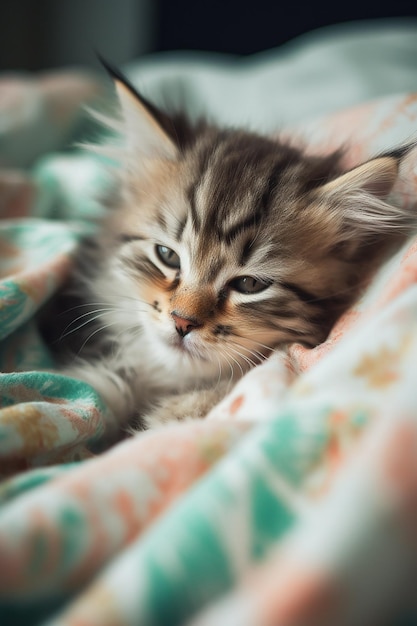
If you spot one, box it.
[1,20,417,626]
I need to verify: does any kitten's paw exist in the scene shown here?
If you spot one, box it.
[139,384,230,430]
[59,362,135,425]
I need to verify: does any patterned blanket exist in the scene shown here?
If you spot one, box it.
[1,54,417,626]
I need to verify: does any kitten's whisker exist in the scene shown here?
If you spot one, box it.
[60,308,149,340]
[61,297,154,317]
[62,307,116,325]
[220,350,235,386]
[214,353,223,387]
[59,302,119,316]
[221,346,244,379]
[60,309,118,339]
[78,322,121,353]
[228,338,272,367]
[244,348,267,364]
[230,342,268,365]
[227,344,257,370]
[227,332,268,352]
[228,339,260,359]
[243,338,275,353]
[226,343,252,367]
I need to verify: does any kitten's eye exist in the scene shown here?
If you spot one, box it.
[155,245,180,269]
[229,276,271,294]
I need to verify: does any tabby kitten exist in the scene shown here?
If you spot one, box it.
[55,63,415,430]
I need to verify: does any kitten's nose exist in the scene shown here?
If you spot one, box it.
[171,312,201,337]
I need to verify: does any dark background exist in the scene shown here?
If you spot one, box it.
[1,0,416,72]
[157,0,416,55]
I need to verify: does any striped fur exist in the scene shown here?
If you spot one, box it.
[47,66,417,429]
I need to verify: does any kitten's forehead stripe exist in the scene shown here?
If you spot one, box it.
[239,238,254,266]
[222,214,262,245]
[188,133,303,246]
[175,215,187,241]
[259,162,287,214]
[156,211,167,232]
[186,183,201,231]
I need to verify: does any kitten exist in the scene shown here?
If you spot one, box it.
[48,63,416,430]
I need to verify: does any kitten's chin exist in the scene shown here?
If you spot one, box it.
[149,326,203,361]
[150,332,223,383]
[168,334,209,362]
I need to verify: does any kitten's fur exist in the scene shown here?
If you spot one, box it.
[47,64,416,430]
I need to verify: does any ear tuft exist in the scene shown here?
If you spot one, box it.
[98,55,178,161]
[309,148,417,247]
[318,156,399,200]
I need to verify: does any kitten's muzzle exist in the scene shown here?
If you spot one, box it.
[171,311,202,337]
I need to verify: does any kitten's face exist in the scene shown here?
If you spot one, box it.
[88,69,407,379]
[105,148,316,373]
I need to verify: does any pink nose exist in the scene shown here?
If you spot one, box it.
[171,312,201,337]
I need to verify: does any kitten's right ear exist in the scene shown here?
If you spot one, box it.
[99,56,178,161]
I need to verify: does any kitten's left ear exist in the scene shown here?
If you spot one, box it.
[318,155,400,199]
[100,57,178,160]
[311,146,416,247]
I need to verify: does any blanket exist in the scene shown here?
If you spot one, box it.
[1,20,417,626]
